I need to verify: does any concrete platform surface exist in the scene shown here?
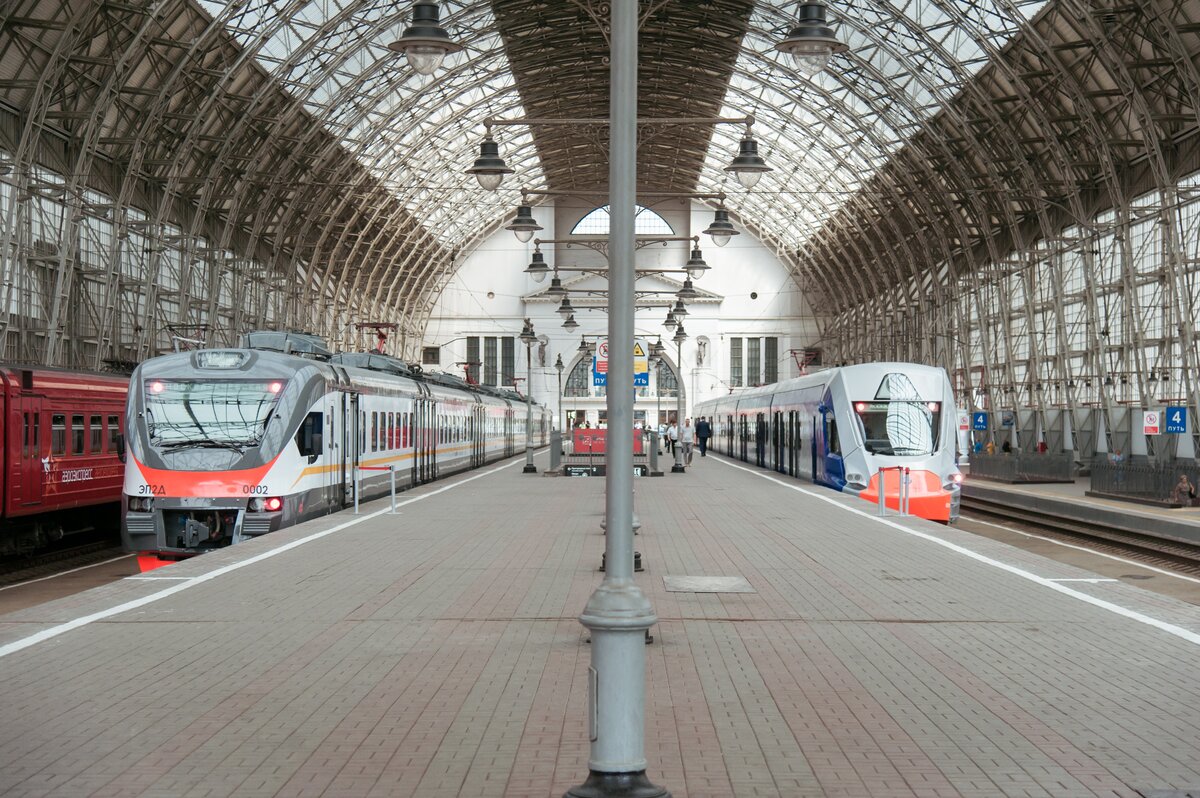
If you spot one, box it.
[1,453,1199,797]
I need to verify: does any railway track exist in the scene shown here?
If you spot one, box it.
[0,540,126,587]
[960,495,1200,576]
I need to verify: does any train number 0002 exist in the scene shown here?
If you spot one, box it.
[137,484,165,496]
[242,484,269,495]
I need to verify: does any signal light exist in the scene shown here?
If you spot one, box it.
[952,473,964,484]
[264,497,283,512]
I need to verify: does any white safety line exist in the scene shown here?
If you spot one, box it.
[962,513,1200,585]
[1050,578,1119,583]
[0,553,135,593]
[0,457,528,659]
[711,455,1200,647]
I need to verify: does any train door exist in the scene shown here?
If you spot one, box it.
[788,411,799,477]
[505,409,514,458]
[415,395,435,484]
[754,412,766,468]
[472,405,486,467]
[815,406,845,486]
[773,411,783,472]
[338,392,359,508]
[812,413,822,482]
[12,397,43,506]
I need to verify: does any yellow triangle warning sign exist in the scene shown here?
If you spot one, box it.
[633,342,645,356]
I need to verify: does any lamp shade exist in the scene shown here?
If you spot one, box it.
[562,314,579,331]
[725,137,772,189]
[525,251,550,283]
[702,210,738,248]
[505,204,542,242]
[519,320,536,344]
[557,296,575,317]
[775,2,847,77]
[465,136,513,191]
[663,310,677,329]
[673,324,687,344]
[387,1,464,76]
[684,245,710,279]
[546,274,566,297]
[676,279,699,300]
[555,354,565,373]
[672,299,688,317]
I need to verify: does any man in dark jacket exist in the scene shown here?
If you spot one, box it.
[696,416,712,457]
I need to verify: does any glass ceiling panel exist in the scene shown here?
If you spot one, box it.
[196,0,541,248]
[708,0,1047,251]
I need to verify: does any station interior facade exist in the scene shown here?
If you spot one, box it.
[2,1,1199,461]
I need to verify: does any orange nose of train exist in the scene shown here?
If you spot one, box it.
[858,468,954,522]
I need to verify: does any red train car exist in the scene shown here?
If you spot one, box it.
[0,365,128,554]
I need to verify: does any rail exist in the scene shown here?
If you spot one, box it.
[355,465,397,514]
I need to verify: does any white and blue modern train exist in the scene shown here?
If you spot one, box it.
[695,362,962,522]
[121,332,550,565]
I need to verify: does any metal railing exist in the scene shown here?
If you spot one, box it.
[1089,459,1200,506]
[355,464,397,513]
[967,452,1074,483]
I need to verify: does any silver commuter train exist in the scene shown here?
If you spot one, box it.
[695,362,961,522]
[121,332,550,562]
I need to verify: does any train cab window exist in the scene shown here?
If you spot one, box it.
[90,415,103,453]
[828,419,841,455]
[107,415,120,452]
[296,412,323,459]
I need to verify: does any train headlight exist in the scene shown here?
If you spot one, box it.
[943,473,964,490]
[250,497,283,512]
[128,496,153,512]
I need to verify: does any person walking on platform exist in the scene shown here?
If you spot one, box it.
[696,416,712,457]
[681,418,695,465]
[668,420,678,457]
[1170,473,1195,506]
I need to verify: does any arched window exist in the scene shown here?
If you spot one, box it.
[565,358,593,397]
[656,360,678,397]
[570,205,674,235]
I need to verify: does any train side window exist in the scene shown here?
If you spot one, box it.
[370,411,376,452]
[360,411,366,452]
[389,412,396,449]
[107,415,120,452]
[90,415,103,453]
[828,418,841,455]
[72,415,85,455]
[403,412,409,448]
[51,415,66,455]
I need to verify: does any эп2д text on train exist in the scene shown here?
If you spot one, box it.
[121,332,550,565]
[695,362,962,522]
[0,365,127,555]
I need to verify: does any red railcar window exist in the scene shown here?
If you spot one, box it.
[52,415,66,455]
[90,415,102,453]
[22,413,30,458]
[72,415,85,455]
[107,416,120,452]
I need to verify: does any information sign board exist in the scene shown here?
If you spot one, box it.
[972,412,988,431]
[1143,410,1160,435]
[1165,406,1187,434]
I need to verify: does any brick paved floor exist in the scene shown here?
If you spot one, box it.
[1,453,1198,797]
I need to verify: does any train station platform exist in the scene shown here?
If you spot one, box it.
[1,454,1199,797]
[962,474,1200,546]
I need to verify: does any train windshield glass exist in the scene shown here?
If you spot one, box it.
[144,379,285,448]
[855,373,940,456]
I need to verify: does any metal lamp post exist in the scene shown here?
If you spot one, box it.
[520,319,538,474]
[556,353,565,432]
[566,1,667,795]
[671,325,687,473]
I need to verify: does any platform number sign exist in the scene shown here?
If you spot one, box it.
[1165,406,1187,434]
[972,412,988,431]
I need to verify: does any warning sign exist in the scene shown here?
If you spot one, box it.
[1143,410,1160,435]
[591,338,651,386]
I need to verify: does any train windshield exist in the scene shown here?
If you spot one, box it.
[143,379,285,448]
[854,373,941,456]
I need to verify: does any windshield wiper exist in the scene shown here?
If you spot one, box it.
[158,439,250,453]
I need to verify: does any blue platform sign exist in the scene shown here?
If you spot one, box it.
[972,412,988,431]
[592,356,606,387]
[1165,406,1187,434]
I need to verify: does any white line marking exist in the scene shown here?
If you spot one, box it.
[962,514,1200,585]
[125,576,191,580]
[1048,578,1120,583]
[711,455,1200,647]
[0,553,135,592]
[0,457,527,659]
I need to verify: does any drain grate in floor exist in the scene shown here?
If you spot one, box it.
[663,575,755,593]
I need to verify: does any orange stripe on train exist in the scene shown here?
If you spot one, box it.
[130,453,280,497]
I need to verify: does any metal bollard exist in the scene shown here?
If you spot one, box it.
[878,467,887,516]
[902,467,911,515]
[390,465,396,513]
[648,431,658,472]
[354,467,360,514]
[549,430,562,471]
